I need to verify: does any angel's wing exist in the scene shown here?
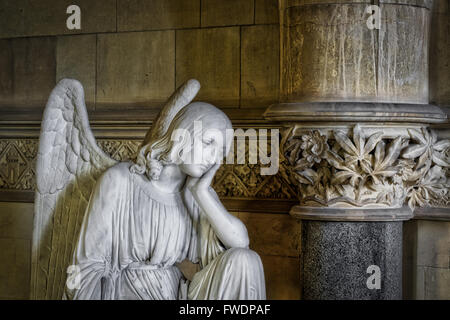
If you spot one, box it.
[142,79,200,144]
[31,79,117,299]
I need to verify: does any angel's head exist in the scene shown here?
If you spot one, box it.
[133,102,233,180]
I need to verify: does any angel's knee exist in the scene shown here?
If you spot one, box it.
[225,247,263,271]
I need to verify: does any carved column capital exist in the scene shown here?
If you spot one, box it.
[269,103,449,220]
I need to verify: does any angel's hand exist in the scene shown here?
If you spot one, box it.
[185,163,250,249]
[187,164,220,194]
[175,259,201,281]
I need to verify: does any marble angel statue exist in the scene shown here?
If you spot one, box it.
[31,78,266,300]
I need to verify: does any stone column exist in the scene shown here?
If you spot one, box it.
[265,0,449,299]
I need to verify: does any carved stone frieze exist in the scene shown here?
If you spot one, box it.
[0,139,37,190]
[213,136,297,199]
[282,124,450,210]
[0,136,297,201]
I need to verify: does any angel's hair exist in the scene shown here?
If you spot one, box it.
[131,102,232,181]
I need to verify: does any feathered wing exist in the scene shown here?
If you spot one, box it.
[143,79,200,143]
[31,79,117,299]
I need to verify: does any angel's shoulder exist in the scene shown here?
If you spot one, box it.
[100,161,133,185]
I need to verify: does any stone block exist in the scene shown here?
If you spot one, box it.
[255,0,279,24]
[417,220,450,268]
[201,0,254,27]
[281,2,430,104]
[238,212,301,257]
[377,4,430,103]
[241,24,279,107]
[0,238,31,299]
[289,1,432,8]
[424,267,450,300]
[56,35,96,109]
[4,37,56,108]
[430,0,450,106]
[380,0,433,9]
[260,255,301,300]
[0,202,34,240]
[0,0,116,39]
[96,31,175,107]
[0,39,13,106]
[176,27,240,107]
[415,266,425,300]
[289,0,375,5]
[117,0,200,31]
[402,219,418,299]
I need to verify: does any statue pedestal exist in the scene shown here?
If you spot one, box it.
[292,206,412,299]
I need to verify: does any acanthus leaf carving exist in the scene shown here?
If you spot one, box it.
[283,125,450,210]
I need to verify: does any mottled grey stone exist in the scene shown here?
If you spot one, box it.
[301,221,403,300]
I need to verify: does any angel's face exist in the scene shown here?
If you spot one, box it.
[178,119,230,178]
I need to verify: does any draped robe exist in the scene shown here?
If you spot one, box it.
[64,162,265,300]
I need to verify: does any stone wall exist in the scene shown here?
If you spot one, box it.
[0,202,34,299]
[404,217,450,300]
[0,0,279,111]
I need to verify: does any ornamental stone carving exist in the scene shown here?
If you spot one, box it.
[0,137,297,201]
[282,124,449,210]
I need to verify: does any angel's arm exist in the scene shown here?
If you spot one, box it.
[65,169,119,300]
[187,165,250,249]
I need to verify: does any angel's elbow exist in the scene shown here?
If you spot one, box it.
[229,231,249,249]
[237,237,250,249]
